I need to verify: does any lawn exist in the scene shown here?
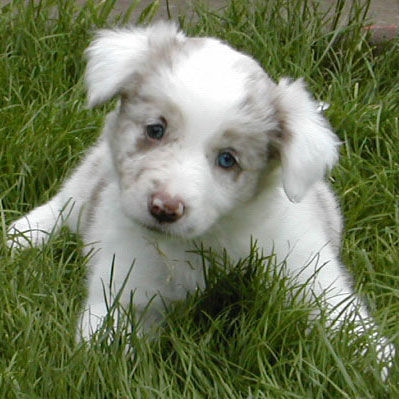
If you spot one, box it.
[0,0,398,397]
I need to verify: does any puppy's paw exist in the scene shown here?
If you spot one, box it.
[375,335,395,382]
[6,202,62,250]
[7,216,50,250]
[316,101,330,112]
[77,304,109,343]
[358,330,396,382]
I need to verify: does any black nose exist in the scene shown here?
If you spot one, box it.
[149,192,185,223]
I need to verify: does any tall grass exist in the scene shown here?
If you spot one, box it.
[1,0,398,397]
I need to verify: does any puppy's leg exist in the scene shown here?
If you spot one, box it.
[7,194,72,249]
[78,287,165,341]
[296,251,395,380]
[77,256,165,341]
[77,226,172,341]
[7,140,109,249]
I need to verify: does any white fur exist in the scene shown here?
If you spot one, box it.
[8,22,394,379]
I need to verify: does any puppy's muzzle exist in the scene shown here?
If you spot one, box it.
[149,192,185,223]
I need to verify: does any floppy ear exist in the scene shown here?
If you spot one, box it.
[275,78,340,203]
[85,22,184,108]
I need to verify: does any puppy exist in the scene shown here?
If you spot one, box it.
[7,22,394,377]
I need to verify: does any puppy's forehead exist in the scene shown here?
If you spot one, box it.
[144,38,269,115]
[175,39,252,101]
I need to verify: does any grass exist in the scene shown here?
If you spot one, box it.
[1,0,399,397]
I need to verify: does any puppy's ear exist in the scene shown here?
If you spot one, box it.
[275,78,340,203]
[85,22,184,108]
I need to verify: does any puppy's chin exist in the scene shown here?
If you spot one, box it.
[134,215,207,240]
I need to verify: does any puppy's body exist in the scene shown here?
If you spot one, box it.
[8,22,394,375]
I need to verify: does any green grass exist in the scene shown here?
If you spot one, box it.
[1,0,399,397]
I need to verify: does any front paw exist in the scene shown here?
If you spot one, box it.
[7,217,50,250]
[375,336,396,382]
[77,304,109,342]
[358,330,396,381]
[7,202,62,250]
[7,215,51,250]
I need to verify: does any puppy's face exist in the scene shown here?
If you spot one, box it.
[110,41,278,237]
[86,23,339,238]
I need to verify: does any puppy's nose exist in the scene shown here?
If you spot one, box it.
[149,192,185,223]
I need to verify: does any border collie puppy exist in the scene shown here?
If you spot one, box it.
[8,22,394,379]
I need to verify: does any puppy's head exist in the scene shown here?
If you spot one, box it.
[85,22,339,238]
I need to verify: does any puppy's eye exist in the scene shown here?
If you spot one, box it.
[217,151,237,169]
[146,123,165,140]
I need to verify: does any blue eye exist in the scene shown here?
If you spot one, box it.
[217,151,237,169]
[146,123,165,140]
